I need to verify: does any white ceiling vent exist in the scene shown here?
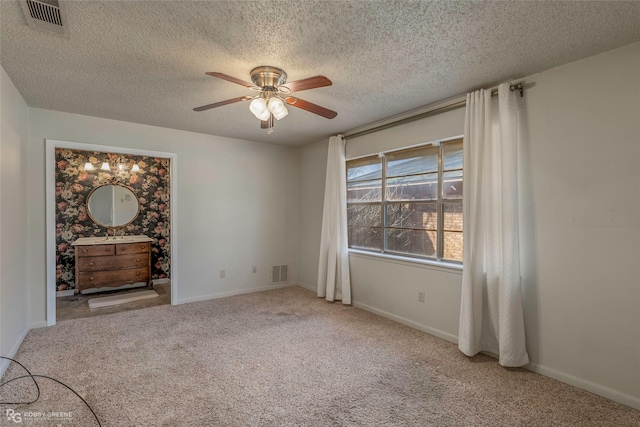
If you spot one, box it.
[20,0,69,36]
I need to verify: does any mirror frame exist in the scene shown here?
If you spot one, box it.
[86,183,141,229]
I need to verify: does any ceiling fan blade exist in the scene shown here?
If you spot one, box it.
[281,76,332,93]
[261,114,274,129]
[193,96,252,112]
[205,72,255,88]
[285,97,337,119]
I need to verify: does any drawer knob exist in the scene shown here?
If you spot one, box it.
[105,248,111,252]
[120,247,126,251]
[136,272,141,276]
[141,245,145,249]
[136,258,140,262]
[82,249,87,253]
[89,276,95,281]
[89,262,94,266]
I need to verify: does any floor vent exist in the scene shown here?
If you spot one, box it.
[21,0,69,36]
[271,265,289,284]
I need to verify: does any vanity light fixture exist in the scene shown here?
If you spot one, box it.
[83,159,142,173]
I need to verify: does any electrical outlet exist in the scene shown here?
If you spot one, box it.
[418,292,425,303]
[220,270,225,279]
[252,266,257,274]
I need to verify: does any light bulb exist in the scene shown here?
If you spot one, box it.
[131,164,141,173]
[250,98,270,120]
[84,162,94,171]
[100,162,110,171]
[257,109,271,121]
[268,97,288,120]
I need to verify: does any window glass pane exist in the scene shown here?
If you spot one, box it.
[386,146,438,177]
[443,201,463,232]
[348,204,382,227]
[443,231,463,262]
[386,229,437,257]
[443,140,463,171]
[386,173,438,201]
[386,202,437,230]
[347,180,382,202]
[443,170,463,199]
[347,156,381,182]
[348,226,382,250]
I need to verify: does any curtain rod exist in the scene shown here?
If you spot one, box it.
[344,83,523,140]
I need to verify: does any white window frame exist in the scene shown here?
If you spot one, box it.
[346,135,463,267]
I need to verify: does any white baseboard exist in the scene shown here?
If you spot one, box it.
[297,282,315,292]
[0,325,31,378]
[30,321,48,329]
[527,362,640,411]
[153,278,170,285]
[177,283,295,305]
[351,300,458,344]
[298,282,318,292]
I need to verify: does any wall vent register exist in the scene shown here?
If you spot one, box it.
[271,265,289,284]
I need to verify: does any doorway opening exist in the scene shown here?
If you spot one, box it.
[46,139,178,325]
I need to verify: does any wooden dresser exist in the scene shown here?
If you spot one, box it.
[72,235,153,295]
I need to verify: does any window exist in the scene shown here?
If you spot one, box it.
[346,139,463,263]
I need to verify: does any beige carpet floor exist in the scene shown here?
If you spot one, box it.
[1,286,638,426]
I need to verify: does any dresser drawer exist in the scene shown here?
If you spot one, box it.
[77,253,149,272]
[77,267,149,288]
[116,242,150,255]
[76,244,115,257]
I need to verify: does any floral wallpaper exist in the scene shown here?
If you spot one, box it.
[55,148,171,291]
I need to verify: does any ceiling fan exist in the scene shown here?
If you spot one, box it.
[193,66,337,132]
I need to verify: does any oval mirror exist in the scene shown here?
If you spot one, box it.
[87,184,140,228]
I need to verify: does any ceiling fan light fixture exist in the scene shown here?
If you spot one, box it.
[249,97,270,120]
[195,67,337,129]
[268,97,288,120]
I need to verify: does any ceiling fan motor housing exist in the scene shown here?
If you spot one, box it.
[251,66,287,89]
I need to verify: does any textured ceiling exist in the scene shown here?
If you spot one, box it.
[1,1,639,146]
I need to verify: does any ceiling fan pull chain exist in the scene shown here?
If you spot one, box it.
[268,113,274,134]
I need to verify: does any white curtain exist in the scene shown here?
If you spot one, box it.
[317,135,351,304]
[458,84,529,367]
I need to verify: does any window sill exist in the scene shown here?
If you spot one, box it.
[348,249,463,275]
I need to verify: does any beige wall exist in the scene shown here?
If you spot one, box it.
[27,108,300,324]
[297,138,328,290]
[0,66,30,370]
[298,42,640,409]
[518,42,640,406]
